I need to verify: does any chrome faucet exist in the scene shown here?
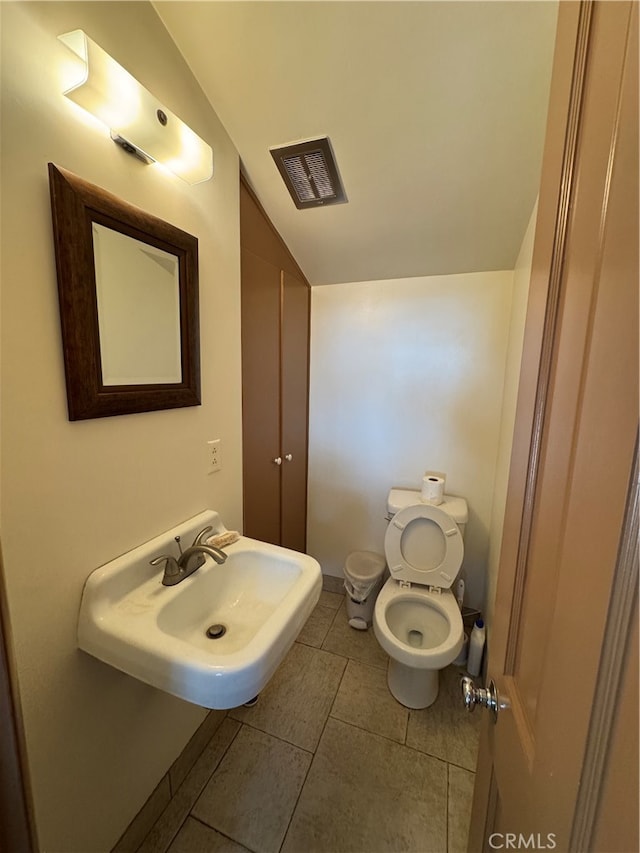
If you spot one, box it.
[150,525,227,586]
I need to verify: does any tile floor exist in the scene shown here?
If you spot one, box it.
[137,588,481,853]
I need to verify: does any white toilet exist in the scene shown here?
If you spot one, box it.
[373,488,468,709]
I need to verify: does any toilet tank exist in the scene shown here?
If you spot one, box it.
[386,488,468,539]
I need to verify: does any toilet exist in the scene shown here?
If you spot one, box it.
[373,488,468,709]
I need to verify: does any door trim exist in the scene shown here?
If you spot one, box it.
[505,0,594,674]
[570,437,639,850]
[0,542,39,852]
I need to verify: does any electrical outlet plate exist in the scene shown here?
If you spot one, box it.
[207,439,221,474]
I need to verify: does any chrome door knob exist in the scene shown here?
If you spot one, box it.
[284,453,293,462]
[273,457,282,465]
[460,676,509,723]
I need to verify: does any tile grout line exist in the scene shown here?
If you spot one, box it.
[446,758,479,774]
[168,712,226,798]
[328,714,456,765]
[296,595,342,652]
[322,642,468,823]
[402,706,409,746]
[326,655,351,722]
[276,743,316,853]
[185,724,243,851]
[237,648,349,756]
[277,650,349,853]
[181,722,243,845]
[238,691,418,758]
[328,707,409,749]
[297,597,343,648]
[137,720,242,853]
[235,716,316,757]
[156,813,188,853]
[318,617,420,748]
[325,597,346,633]
[318,594,390,671]
[445,761,450,853]
[188,815,259,853]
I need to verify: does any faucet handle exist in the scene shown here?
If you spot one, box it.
[192,525,213,547]
[150,554,180,580]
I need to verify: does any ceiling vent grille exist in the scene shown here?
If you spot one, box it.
[270,137,347,209]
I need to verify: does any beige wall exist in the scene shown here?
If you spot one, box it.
[0,3,242,850]
[485,202,538,633]
[307,271,514,611]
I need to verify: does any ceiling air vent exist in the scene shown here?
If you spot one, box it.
[270,137,347,209]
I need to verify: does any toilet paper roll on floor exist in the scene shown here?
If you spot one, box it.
[421,474,445,505]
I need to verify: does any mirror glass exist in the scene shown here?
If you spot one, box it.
[93,224,182,385]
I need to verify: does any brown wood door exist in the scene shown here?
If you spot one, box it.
[240,247,282,544]
[280,270,310,551]
[469,2,638,850]
[240,177,311,550]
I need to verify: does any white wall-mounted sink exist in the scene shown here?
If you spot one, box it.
[78,511,322,709]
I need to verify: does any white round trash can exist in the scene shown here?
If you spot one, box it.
[343,551,386,630]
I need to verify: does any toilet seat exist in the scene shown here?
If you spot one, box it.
[374,579,463,670]
[384,503,463,589]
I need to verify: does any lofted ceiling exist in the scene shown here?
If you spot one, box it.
[154,1,558,285]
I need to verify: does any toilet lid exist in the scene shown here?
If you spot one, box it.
[345,551,386,584]
[384,503,463,588]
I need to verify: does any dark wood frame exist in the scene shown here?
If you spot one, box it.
[1,542,38,852]
[48,163,201,420]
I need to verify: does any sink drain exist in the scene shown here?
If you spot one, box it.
[206,624,227,639]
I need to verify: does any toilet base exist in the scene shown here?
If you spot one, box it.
[387,658,439,709]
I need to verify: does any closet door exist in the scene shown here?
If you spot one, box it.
[240,176,310,550]
[280,270,310,551]
[240,247,281,544]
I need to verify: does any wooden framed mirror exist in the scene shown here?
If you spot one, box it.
[48,163,200,420]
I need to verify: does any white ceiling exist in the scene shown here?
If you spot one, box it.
[154,1,558,285]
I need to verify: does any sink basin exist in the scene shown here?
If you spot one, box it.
[78,511,322,709]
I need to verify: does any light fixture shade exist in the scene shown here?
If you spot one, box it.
[58,30,213,185]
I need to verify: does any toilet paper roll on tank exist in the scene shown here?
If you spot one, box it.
[421,472,446,505]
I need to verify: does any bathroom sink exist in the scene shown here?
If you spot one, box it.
[77,511,322,709]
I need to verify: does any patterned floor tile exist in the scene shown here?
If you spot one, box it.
[192,726,311,853]
[318,589,344,609]
[322,601,389,669]
[229,642,346,751]
[282,718,447,853]
[297,603,338,648]
[448,764,476,853]
[138,719,241,853]
[406,666,481,770]
[166,817,251,853]
[330,659,408,743]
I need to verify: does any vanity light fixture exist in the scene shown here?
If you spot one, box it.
[58,30,213,185]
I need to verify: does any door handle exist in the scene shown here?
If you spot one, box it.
[460,676,509,723]
[284,453,293,462]
[273,457,282,465]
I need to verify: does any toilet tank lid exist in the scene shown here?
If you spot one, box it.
[387,488,468,524]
